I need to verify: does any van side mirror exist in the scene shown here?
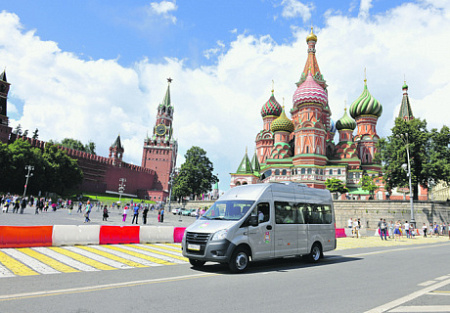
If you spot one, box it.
[248,215,258,227]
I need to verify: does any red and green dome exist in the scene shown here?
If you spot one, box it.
[261,91,282,117]
[349,81,382,118]
[271,107,294,133]
[336,109,356,130]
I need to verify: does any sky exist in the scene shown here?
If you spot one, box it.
[1,0,449,193]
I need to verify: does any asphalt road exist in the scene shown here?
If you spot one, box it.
[1,241,449,313]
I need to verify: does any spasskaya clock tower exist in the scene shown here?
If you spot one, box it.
[141,78,178,202]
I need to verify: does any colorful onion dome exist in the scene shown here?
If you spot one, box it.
[329,119,337,135]
[271,107,294,133]
[336,108,357,130]
[306,26,317,42]
[293,71,328,107]
[349,81,383,118]
[261,91,282,117]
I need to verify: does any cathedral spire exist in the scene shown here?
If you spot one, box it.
[398,81,414,121]
[297,27,326,89]
[162,78,172,108]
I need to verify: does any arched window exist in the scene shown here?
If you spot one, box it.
[275,169,280,175]
[337,169,341,175]
[301,168,305,174]
[236,182,241,186]
[242,182,248,185]
[307,168,312,174]
[282,169,287,175]
[329,169,333,175]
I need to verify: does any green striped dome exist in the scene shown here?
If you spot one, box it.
[270,107,294,133]
[336,109,356,130]
[349,82,383,118]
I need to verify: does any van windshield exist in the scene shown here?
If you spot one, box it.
[201,200,254,221]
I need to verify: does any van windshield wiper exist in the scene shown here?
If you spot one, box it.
[210,217,224,220]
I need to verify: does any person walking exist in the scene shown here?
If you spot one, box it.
[102,205,109,221]
[142,205,149,225]
[394,220,401,241]
[379,219,388,240]
[20,197,27,214]
[122,204,129,222]
[404,221,410,239]
[422,223,428,237]
[132,204,139,224]
[160,207,164,223]
[84,201,91,223]
[434,222,439,237]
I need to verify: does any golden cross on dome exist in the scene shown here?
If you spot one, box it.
[364,68,367,84]
[272,79,274,93]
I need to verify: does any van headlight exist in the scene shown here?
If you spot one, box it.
[212,229,228,241]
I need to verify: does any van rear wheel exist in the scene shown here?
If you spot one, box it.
[189,259,205,267]
[308,243,322,263]
[229,246,250,273]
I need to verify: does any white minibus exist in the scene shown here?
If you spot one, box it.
[182,182,336,273]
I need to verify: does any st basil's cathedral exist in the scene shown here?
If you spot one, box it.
[230,27,389,199]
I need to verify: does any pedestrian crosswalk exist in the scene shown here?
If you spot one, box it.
[0,243,187,278]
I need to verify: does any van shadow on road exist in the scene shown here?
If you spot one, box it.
[188,255,362,275]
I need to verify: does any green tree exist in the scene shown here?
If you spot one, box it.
[23,129,29,137]
[57,138,96,155]
[376,118,430,200]
[172,146,218,200]
[32,129,39,139]
[13,124,22,136]
[325,178,349,196]
[42,144,83,194]
[426,126,450,187]
[359,174,378,199]
[85,140,96,155]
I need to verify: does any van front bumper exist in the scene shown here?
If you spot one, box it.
[182,238,235,263]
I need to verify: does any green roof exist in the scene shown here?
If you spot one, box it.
[348,187,370,195]
[236,153,253,174]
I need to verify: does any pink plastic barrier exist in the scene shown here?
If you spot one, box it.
[173,227,186,243]
[0,226,53,248]
[99,226,140,245]
[335,228,346,238]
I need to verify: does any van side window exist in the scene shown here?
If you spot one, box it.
[275,201,296,224]
[302,204,333,224]
[257,203,270,223]
[295,203,306,224]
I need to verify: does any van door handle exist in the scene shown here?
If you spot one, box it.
[266,225,272,230]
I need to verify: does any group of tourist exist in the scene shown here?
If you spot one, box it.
[121,203,159,224]
[1,194,67,214]
[376,218,447,240]
[347,217,362,238]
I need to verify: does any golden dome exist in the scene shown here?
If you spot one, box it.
[306,26,317,42]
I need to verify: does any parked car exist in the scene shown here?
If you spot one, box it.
[189,209,198,217]
[180,208,191,216]
[172,208,182,215]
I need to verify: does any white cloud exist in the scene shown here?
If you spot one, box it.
[1,1,450,191]
[280,0,314,22]
[359,0,373,18]
[148,1,178,24]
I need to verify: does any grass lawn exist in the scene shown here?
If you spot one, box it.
[77,193,157,206]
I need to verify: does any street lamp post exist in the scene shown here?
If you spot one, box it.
[398,133,415,226]
[118,178,126,206]
[23,165,34,198]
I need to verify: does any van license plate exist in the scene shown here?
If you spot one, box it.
[188,244,200,251]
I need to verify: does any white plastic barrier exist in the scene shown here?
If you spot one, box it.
[52,225,100,246]
[140,226,175,243]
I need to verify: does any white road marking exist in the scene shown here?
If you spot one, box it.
[0,263,14,278]
[32,247,98,272]
[89,246,161,266]
[2,249,60,275]
[119,244,186,264]
[365,278,450,313]
[0,273,219,301]
[389,305,450,312]
[436,275,450,281]
[63,246,132,269]
[418,281,436,287]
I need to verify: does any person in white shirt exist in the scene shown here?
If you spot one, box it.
[404,221,410,239]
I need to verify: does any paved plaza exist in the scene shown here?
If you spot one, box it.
[0,205,196,228]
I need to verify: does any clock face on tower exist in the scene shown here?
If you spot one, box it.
[156,124,167,136]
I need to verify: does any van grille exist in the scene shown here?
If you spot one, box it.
[186,232,211,244]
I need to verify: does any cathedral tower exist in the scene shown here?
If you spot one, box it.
[0,70,12,143]
[349,77,382,171]
[398,81,414,121]
[141,78,178,197]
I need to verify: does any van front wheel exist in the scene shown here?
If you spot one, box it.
[189,259,205,267]
[229,247,250,273]
[308,243,322,263]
